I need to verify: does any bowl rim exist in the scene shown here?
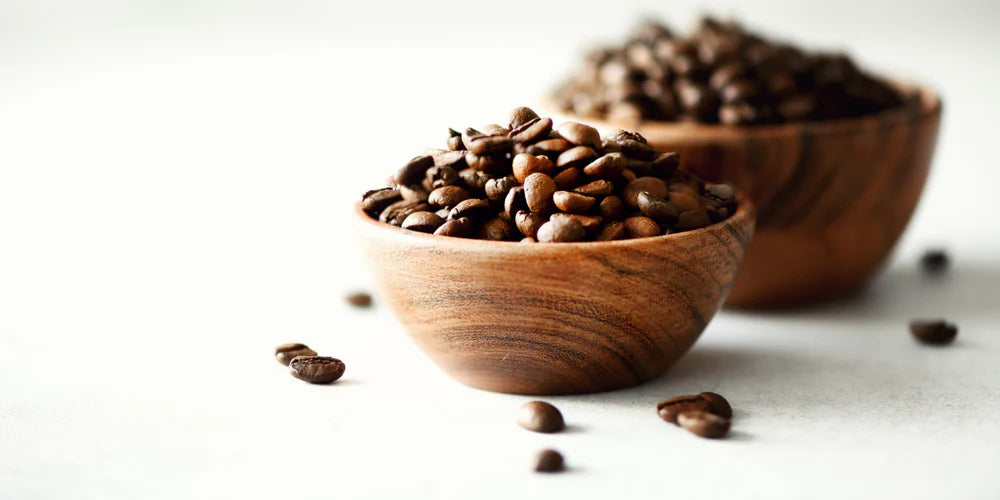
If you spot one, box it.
[549,80,942,139]
[354,191,755,251]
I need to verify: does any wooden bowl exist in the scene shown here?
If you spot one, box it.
[355,196,755,395]
[557,84,942,308]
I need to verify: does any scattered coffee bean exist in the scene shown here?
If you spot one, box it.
[533,449,565,473]
[697,392,733,418]
[288,356,346,384]
[517,401,565,433]
[274,343,317,366]
[910,319,958,345]
[657,394,712,424]
[920,249,950,275]
[678,411,731,439]
[346,292,373,308]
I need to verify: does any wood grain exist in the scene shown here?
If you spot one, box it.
[355,196,755,395]
[576,84,942,308]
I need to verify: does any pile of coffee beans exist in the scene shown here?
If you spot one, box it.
[657,391,733,438]
[361,107,736,241]
[275,343,346,384]
[554,16,907,125]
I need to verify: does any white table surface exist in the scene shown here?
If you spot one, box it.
[1,1,999,498]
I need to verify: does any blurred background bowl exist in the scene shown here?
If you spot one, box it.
[356,195,755,395]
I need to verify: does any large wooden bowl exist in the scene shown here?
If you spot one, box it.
[556,85,941,308]
[355,196,755,395]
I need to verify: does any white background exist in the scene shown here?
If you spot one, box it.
[1,1,999,498]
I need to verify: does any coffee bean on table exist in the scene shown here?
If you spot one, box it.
[517,401,565,433]
[346,292,373,308]
[697,392,733,418]
[920,249,950,275]
[677,411,731,438]
[274,343,317,366]
[910,319,958,345]
[288,356,346,384]
[533,449,565,473]
[656,394,712,424]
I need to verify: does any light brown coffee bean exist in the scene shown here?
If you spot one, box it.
[550,213,602,235]
[274,343,317,366]
[479,217,515,241]
[288,356,346,384]
[557,122,602,149]
[517,401,565,433]
[346,292,373,308]
[484,176,517,203]
[463,129,513,155]
[523,173,557,214]
[428,186,471,208]
[656,395,712,424]
[433,217,474,238]
[552,167,583,190]
[596,221,627,241]
[536,217,586,243]
[598,195,625,220]
[556,146,599,170]
[401,211,445,233]
[553,191,596,213]
[513,153,556,183]
[509,117,553,144]
[573,179,614,198]
[509,106,540,130]
[583,152,626,178]
[527,138,572,157]
[677,411,731,439]
[624,177,669,207]
[515,211,545,239]
[624,216,660,238]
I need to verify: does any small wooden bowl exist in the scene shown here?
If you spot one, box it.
[557,84,942,308]
[355,196,755,395]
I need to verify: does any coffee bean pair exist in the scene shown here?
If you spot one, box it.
[657,391,733,438]
[361,107,736,242]
[554,16,909,125]
[518,401,567,473]
[274,343,345,384]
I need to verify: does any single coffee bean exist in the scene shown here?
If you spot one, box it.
[550,213,602,235]
[536,217,586,243]
[394,155,434,186]
[624,177,669,207]
[447,198,491,223]
[553,191,596,213]
[464,153,508,174]
[346,292,372,307]
[484,176,517,203]
[479,217,515,241]
[515,210,545,239]
[401,211,445,233]
[428,185,471,208]
[512,154,555,183]
[481,123,509,136]
[596,221,627,241]
[697,392,733,418]
[910,319,958,345]
[424,165,459,190]
[616,139,656,161]
[609,129,648,144]
[517,401,565,433]
[504,186,528,220]
[533,449,565,473]
[399,185,429,203]
[656,394,712,424]
[705,183,735,205]
[624,216,660,238]
[527,137,572,157]
[677,411,731,439]
[552,167,583,190]
[650,152,680,178]
[599,195,625,220]
[676,209,712,231]
[557,122,602,149]
[446,128,464,151]
[463,129,513,156]
[509,117,553,144]
[361,188,403,215]
[583,152,626,178]
[523,173,557,214]
[557,146,599,170]
[920,249,950,275]
[434,217,474,238]
[669,192,700,212]
[637,191,679,224]
[430,149,467,169]
[288,356,346,384]
[459,168,490,193]
[573,179,614,198]
[509,106,540,130]
[379,201,432,226]
[274,343,317,366]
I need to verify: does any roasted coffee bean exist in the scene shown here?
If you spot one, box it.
[650,152,680,178]
[527,138,572,157]
[523,173,557,214]
[550,213,602,235]
[697,392,733,418]
[557,146,599,170]
[609,129,647,144]
[920,249,950,275]
[599,195,625,220]
[395,155,434,186]
[462,129,513,156]
[637,191,679,224]
[910,319,958,345]
[361,188,402,215]
[677,411,731,439]
[448,198,491,222]
[509,106,540,130]
[656,394,712,424]
[399,185,429,203]
[512,154,556,183]
[481,123,509,136]
[424,166,459,190]
[669,192,701,212]
[676,80,720,122]
[517,401,565,433]
[459,168,491,193]
[428,186,471,208]
[288,356,346,384]
[676,209,712,231]
[583,153,626,178]
[533,449,565,473]
[706,183,735,205]
[509,117,554,144]
[479,217,515,241]
[520,237,536,243]
[616,139,656,161]
[573,179,614,198]
[596,221,627,241]
[431,149,467,169]
[401,211,445,233]
[434,208,450,219]
[446,128,464,151]
[624,216,660,238]
[624,177,669,208]
[485,176,518,203]
[274,343,317,366]
[553,191,596,213]
[346,292,372,307]
[504,186,528,220]
[433,217,474,238]
[380,201,432,226]
[552,167,583,190]
[465,153,508,174]
[537,217,586,243]
[515,211,545,239]
[557,122,601,149]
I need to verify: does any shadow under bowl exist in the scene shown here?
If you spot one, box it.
[557,83,942,309]
[355,195,755,395]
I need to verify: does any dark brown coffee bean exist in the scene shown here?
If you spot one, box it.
[533,449,565,473]
[401,211,445,233]
[459,168,490,193]
[274,343,317,366]
[523,173,557,214]
[573,179,614,198]
[650,152,681,178]
[430,149,467,169]
[399,185,429,203]
[676,209,712,231]
[656,394,711,424]
[624,177,669,208]
[583,153,626,178]
[428,186,471,208]
[424,166,459,190]
[288,356,345,384]
[448,198,491,223]
[552,167,583,190]
[677,411,730,439]
[379,201,432,226]
[504,186,528,220]
[361,188,402,215]
[552,191,596,213]
[479,217,515,241]
[433,217,474,238]
[616,139,656,161]
[669,192,701,212]
[464,153,508,174]
[509,106,540,130]
[346,292,373,308]
[550,213,602,235]
[515,211,545,239]
[557,122,602,149]
[910,319,958,345]
[485,176,518,204]
[556,146,599,170]
[536,217,586,243]
[517,401,565,433]
[697,392,733,418]
[446,128,464,151]
[706,183,735,205]
[920,249,950,275]
[394,155,434,186]
[598,195,625,220]
[609,129,648,144]
[624,216,660,238]
[596,221,627,241]
[462,129,513,156]
[527,137,572,157]
[512,153,555,183]
[509,117,554,144]
[626,158,653,175]
[637,191,679,224]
